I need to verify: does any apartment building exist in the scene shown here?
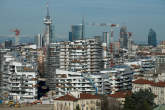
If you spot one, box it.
[0,49,10,94]
[47,38,103,73]
[0,53,37,103]
[55,69,111,97]
[140,58,155,71]
[54,65,132,97]
[60,39,103,74]
[132,78,165,105]
[46,38,104,90]
[155,54,165,66]
[100,65,133,94]
[0,53,15,95]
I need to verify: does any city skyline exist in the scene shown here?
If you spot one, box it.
[0,0,165,43]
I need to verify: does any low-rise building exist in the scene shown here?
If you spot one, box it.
[54,92,101,110]
[132,78,165,105]
[108,91,131,105]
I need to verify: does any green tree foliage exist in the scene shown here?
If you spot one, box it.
[123,89,155,110]
[100,95,121,110]
[76,104,80,110]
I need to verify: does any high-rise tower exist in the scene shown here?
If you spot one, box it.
[35,34,42,48]
[42,4,53,47]
[69,17,85,41]
[71,24,83,41]
[119,26,128,49]
[148,28,157,47]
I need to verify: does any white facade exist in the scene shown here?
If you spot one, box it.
[155,55,165,65]
[48,39,102,74]
[35,34,42,48]
[100,65,133,94]
[60,39,102,74]
[46,39,103,90]
[55,69,111,97]
[9,61,37,102]
[0,54,37,103]
[102,43,110,69]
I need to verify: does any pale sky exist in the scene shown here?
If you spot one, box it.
[0,0,165,43]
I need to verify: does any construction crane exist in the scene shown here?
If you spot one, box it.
[0,29,32,42]
[87,22,119,67]
[81,74,98,95]
[13,29,20,46]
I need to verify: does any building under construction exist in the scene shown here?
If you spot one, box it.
[45,38,104,90]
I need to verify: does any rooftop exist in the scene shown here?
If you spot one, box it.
[54,93,100,101]
[133,79,165,87]
[151,82,165,87]
[108,91,132,98]
[80,93,100,99]
[54,94,77,101]
[133,79,154,85]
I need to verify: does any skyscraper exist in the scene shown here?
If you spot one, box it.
[5,40,12,48]
[102,32,109,43]
[148,28,157,47]
[71,24,83,41]
[119,26,128,49]
[69,32,72,41]
[42,4,53,47]
[35,34,42,48]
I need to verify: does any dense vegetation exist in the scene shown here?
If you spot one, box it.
[123,89,155,110]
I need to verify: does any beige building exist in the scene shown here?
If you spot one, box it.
[132,78,165,105]
[54,92,101,110]
[108,91,131,105]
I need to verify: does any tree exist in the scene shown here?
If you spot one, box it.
[76,105,80,110]
[101,95,121,110]
[123,89,155,110]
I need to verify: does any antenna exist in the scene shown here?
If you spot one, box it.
[46,2,50,19]
[82,16,85,40]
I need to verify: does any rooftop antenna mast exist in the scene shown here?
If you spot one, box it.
[82,16,85,40]
[46,2,50,19]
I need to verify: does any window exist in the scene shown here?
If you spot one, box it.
[86,107,88,110]
[91,107,95,110]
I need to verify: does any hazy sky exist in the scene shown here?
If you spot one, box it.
[0,0,165,42]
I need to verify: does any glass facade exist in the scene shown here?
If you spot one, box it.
[148,28,157,47]
[71,24,83,41]
[120,26,128,49]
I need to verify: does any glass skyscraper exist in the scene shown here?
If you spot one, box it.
[119,26,128,49]
[71,24,83,41]
[148,28,157,47]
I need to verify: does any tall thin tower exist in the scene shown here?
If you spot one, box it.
[42,3,53,47]
[82,16,85,40]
